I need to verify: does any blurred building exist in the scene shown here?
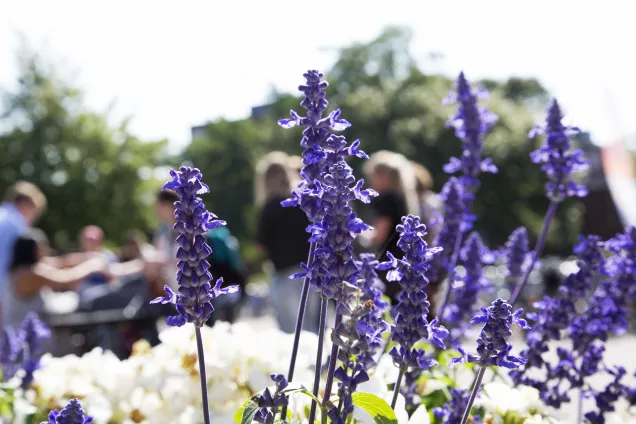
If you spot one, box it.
[577,132,624,238]
[190,103,273,141]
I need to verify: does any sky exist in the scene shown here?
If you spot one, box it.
[1,0,635,152]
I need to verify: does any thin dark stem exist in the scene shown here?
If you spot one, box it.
[194,326,211,424]
[439,229,465,318]
[391,369,405,409]
[308,295,329,424]
[460,366,486,424]
[322,311,343,404]
[510,201,558,305]
[377,231,398,261]
[280,243,316,419]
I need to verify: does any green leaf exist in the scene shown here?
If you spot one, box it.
[234,398,253,423]
[240,400,259,424]
[282,386,320,404]
[351,392,398,424]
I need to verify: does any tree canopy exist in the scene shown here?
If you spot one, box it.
[2,28,590,255]
[0,50,166,248]
[185,27,582,255]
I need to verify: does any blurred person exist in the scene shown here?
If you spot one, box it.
[119,229,156,262]
[410,161,443,245]
[205,225,247,324]
[153,189,180,290]
[3,229,108,329]
[363,151,420,303]
[255,151,320,334]
[0,181,47,328]
[77,225,119,288]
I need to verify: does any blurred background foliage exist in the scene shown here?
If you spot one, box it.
[0,27,597,261]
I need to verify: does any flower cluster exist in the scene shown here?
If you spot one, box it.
[254,374,289,424]
[354,253,389,370]
[378,215,448,372]
[428,178,469,281]
[443,71,498,194]
[433,388,481,424]
[30,323,319,423]
[0,312,50,388]
[331,254,391,418]
[42,398,93,424]
[503,226,531,281]
[454,298,529,369]
[443,231,494,340]
[280,72,375,302]
[512,228,636,421]
[151,167,239,327]
[529,99,589,202]
[510,235,604,399]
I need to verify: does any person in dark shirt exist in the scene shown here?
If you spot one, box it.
[256,152,320,334]
[363,151,420,304]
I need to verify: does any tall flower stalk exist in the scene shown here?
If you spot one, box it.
[277,71,350,413]
[151,167,239,424]
[377,215,448,408]
[509,99,588,304]
[279,70,376,423]
[435,72,497,317]
[453,299,530,424]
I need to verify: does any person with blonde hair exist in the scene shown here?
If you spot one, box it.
[363,151,420,303]
[0,181,47,328]
[410,160,443,245]
[255,151,320,334]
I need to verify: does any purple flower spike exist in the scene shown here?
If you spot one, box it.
[529,99,589,202]
[433,388,482,424]
[443,232,494,340]
[254,374,289,424]
[19,312,51,388]
[377,215,447,372]
[443,72,498,194]
[503,227,531,280]
[453,298,529,369]
[429,178,472,280]
[42,398,93,424]
[0,327,20,380]
[151,166,238,327]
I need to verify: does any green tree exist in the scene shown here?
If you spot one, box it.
[186,26,582,255]
[0,50,166,247]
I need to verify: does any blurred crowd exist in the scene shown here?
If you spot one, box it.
[0,150,440,358]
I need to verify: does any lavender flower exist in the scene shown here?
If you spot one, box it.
[433,388,482,424]
[279,70,360,223]
[41,399,93,424]
[454,298,529,369]
[529,99,589,202]
[355,253,389,370]
[278,71,376,423]
[377,215,447,407]
[511,235,604,391]
[585,366,628,424]
[0,327,20,380]
[254,374,289,424]
[443,72,498,194]
[429,178,470,281]
[19,312,51,388]
[443,232,494,338]
[151,167,239,327]
[503,227,530,280]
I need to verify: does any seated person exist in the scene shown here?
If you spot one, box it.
[3,229,108,329]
